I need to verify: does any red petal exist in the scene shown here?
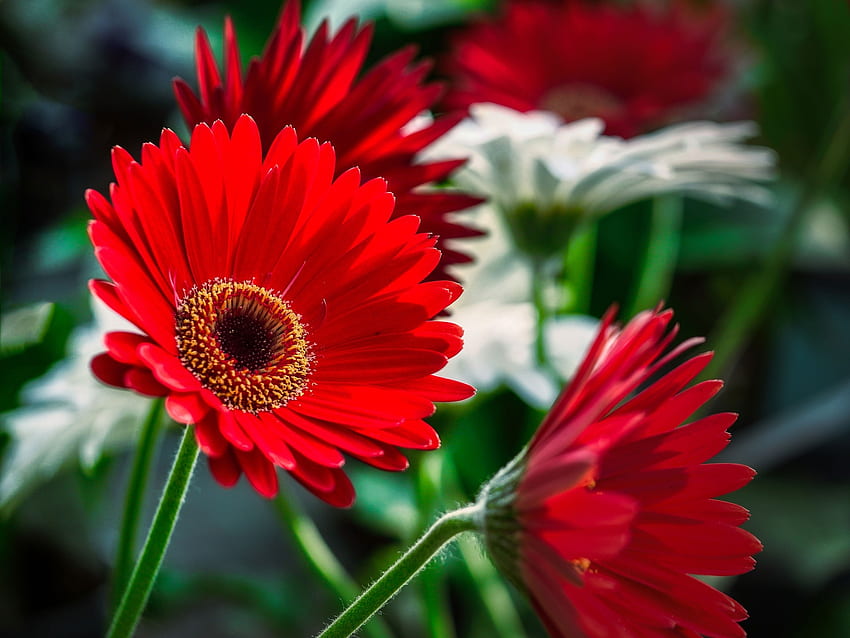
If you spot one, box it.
[235,447,279,498]
[165,392,210,424]
[288,452,355,508]
[124,367,169,397]
[195,411,230,457]
[90,353,132,389]
[395,375,475,402]
[104,331,148,365]
[137,343,200,393]
[218,409,254,451]
[208,448,241,488]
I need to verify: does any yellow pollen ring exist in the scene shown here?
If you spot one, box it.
[175,279,312,413]
[572,558,591,573]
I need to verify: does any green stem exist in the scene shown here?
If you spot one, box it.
[272,492,394,638]
[416,453,455,638]
[439,455,525,638]
[110,399,164,613]
[531,258,549,367]
[152,569,300,631]
[457,535,526,638]
[533,221,597,368]
[625,195,682,318]
[106,426,199,638]
[703,97,850,381]
[563,222,597,315]
[315,505,481,638]
[421,571,456,638]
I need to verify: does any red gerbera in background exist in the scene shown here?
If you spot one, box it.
[443,0,729,137]
[479,307,760,637]
[88,115,473,507]
[173,1,481,280]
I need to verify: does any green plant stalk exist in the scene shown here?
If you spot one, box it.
[703,96,850,381]
[438,455,525,638]
[153,569,300,631]
[272,492,394,638]
[106,426,199,638]
[421,570,456,638]
[457,534,526,638]
[416,453,456,638]
[531,258,550,367]
[532,220,597,369]
[625,196,683,318]
[315,505,480,638]
[110,399,165,613]
[563,221,597,315]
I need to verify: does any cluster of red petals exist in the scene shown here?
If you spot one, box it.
[87,115,473,506]
[172,0,482,280]
[512,308,760,637]
[443,0,728,137]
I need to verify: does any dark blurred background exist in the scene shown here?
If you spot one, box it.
[2,0,849,636]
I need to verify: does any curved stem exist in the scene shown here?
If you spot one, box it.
[315,505,481,638]
[110,399,164,613]
[272,491,394,638]
[106,426,199,638]
[625,195,682,318]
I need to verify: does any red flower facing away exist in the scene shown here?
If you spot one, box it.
[479,307,760,637]
[88,115,474,506]
[173,0,482,280]
[444,0,728,137]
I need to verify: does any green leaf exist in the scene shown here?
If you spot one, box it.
[350,467,418,540]
[0,302,55,356]
[738,477,850,590]
[0,302,73,412]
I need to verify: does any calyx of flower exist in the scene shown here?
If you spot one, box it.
[505,201,583,261]
[475,452,526,591]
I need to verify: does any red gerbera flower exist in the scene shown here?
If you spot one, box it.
[479,307,760,637]
[443,0,728,137]
[87,115,474,506]
[172,1,481,280]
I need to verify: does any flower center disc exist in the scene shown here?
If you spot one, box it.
[540,83,624,123]
[175,280,312,413]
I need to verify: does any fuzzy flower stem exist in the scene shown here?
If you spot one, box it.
[315,505,481,638]
[106,426,199,638]
[625,195,682,318]
[272,491,395,638]
[110,399,165,613]
[703,94,850,381]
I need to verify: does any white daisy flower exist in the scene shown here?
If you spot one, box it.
[1,299,152,510]
[425,103,776,258]
[444,205,599,409]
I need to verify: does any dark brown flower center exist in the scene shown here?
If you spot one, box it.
[215,311,276,371]
[175,280,312,413]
